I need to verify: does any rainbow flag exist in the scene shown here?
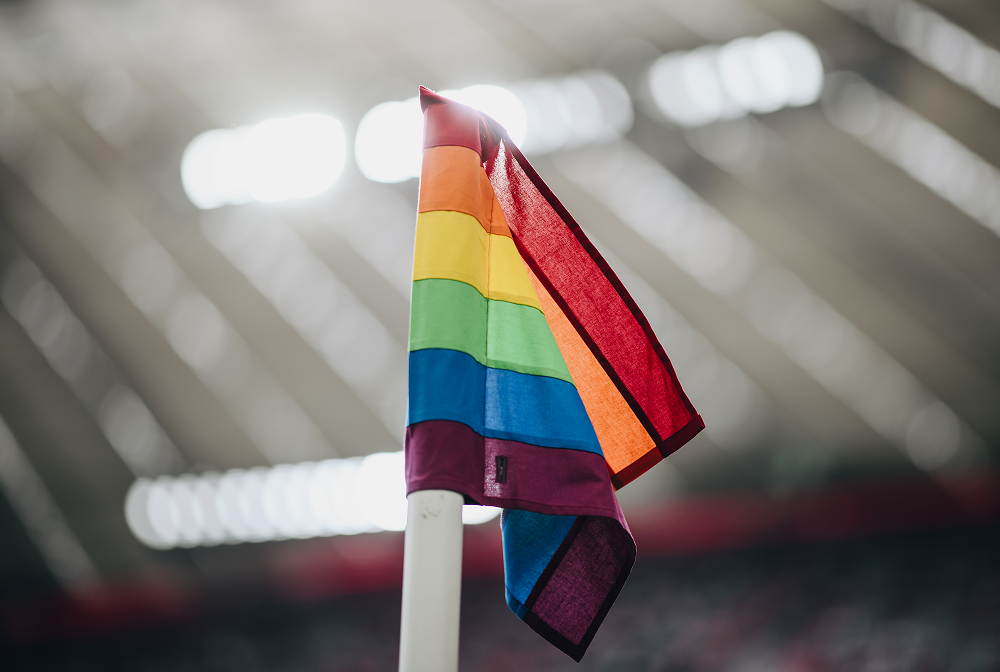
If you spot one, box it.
[406,87,703,661]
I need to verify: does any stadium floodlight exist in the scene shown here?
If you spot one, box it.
[181,114,347,209]
[124,452,500,548]
[648,31,824,127]
[354,98,425,183]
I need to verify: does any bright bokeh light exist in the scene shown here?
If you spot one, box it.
[181,114,346,209]
[514,71,633,154]
[353,98,423,183]
[462,504,503,525]
[649,31,824,127]
[244,114,346,202]
[355,452,408,531]
[124,452,501,548]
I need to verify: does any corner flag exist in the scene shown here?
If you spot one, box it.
[405,87,703,661]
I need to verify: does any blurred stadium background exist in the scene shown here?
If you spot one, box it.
[0,0,997,669]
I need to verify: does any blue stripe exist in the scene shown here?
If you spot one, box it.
[408,348,486,434]
[407,349,602,454]
[485,367,602,454]
[502,509,578,609]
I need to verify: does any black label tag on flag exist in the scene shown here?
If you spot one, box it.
[495,456,507,483]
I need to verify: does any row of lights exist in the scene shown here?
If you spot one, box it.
[180,33,818,209]
[646,31,824,127]
[125,452,500,549]
[181,114,348,210]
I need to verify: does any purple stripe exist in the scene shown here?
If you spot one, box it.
[524,516,635,660]
[406,420,625,523]
[484,439,624,523]
[405,420,484,503]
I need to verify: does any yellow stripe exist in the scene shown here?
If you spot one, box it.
[414,211,487,296]
[413,211,542,310]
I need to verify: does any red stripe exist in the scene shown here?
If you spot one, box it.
[420,86,483,156]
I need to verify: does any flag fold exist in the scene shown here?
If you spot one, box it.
[405,87,704,661]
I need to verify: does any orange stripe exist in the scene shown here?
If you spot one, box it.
[418,145,511,238]
[527,268,656,479]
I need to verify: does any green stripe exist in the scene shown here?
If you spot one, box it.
[410,278,486,362]
[410,278,574,385]
[486,300,573,383]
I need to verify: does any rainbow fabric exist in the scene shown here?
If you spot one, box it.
[406,88,704,661]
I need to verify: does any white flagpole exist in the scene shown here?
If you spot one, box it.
[399,489,465,672]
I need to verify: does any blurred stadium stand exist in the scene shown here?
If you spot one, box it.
[6,522,999,670]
